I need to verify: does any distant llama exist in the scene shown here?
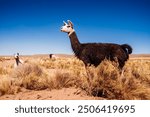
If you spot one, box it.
[49,54,58,60]
[61,20,132,69]
[49,54,58,59]
[49,54,53,59]
[14,53,24,68]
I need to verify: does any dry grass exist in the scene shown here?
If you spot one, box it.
[0,55,150,99]
[47,72,80,90]
[12,64,49,90]
[85,60,150,99]
[0,77,11,95]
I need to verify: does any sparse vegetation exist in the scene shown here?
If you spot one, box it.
[85,60,150,99]
[0,55,150,99]
[12,64,49,90]
[0,77,11,95]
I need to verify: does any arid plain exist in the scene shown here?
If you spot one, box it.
[0,54,150,100]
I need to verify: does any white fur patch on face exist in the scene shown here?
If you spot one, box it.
[61,23,73,33]
[14,54,18,59]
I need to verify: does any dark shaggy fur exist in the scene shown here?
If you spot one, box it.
[69,32,132,69]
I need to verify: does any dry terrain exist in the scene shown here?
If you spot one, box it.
[0,54,150,100]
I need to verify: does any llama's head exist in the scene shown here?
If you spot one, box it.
[14,53,19,59]
[61,20,74,34]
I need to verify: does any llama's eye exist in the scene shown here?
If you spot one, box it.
[67,26,70,28]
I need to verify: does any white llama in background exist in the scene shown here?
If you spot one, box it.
[14,53,24,68]
[49,54,58,59]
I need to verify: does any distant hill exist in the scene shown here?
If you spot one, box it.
[130,54,150,58]
[1,54,150,59]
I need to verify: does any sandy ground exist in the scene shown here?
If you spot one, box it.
[0,87,102,100]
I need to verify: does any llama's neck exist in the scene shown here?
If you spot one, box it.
[15,58,19,66]
[68,31,81,56]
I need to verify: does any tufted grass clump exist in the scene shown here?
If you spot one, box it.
[12,64,49,90]
[85,60,150,99]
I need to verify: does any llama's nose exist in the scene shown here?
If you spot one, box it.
[60,27,63,31]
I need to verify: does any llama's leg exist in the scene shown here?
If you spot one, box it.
[81,56,93,94]
[85,66,91,85]
[16,59,19,66]
[82,58,92,84]
[117,59,126,81]
[84,66,93,95]
[84,63,95,95]
[118,59,125,69]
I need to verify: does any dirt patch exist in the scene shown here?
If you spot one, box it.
[0,87,103,100]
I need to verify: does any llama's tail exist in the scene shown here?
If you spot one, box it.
[121,44,132,54]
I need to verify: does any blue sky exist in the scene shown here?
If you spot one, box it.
[0,0,150,55]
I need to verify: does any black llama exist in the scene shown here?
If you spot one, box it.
[61,20,132,69]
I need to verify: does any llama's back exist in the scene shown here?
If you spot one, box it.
[81,43,132,56]
[80,43,131,68]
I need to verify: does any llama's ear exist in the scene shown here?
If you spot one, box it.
[67,20,73,27]
[63,21,67,25]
